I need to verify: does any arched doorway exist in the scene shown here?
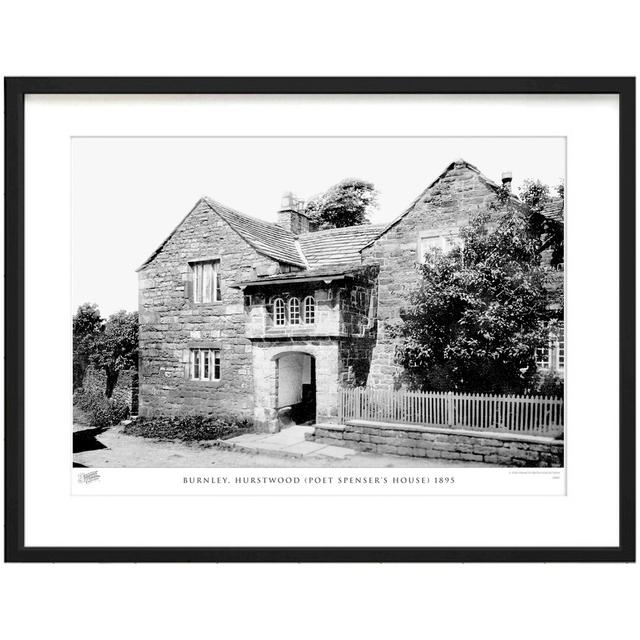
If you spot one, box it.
[274,352,316,428]
[252,342,338,432]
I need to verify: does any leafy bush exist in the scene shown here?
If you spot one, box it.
[74,389,130,428]
[122,414,253,442]
[531,370,564,397]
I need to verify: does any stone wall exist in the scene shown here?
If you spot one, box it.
[361,161,505,390]
[82,365,138,412]
[338,337,376,387]
[308,421,563,467]
[336,267,379,387]
[337,268,378,337]
[138,198,278,419]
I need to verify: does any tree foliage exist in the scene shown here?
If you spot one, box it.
[72,303,102,389]
[72,305,138,396]
[91,310,139,397]
[394,202,563,394]
[304,178,378,229]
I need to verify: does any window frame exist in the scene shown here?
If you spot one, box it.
[189,348,221,381]
[303,295,316,324]
[288,297,301,325]
[535,321,565,372]
[273,297,286,326]
[554,321,565,371]
[418,231,461,263]
[190,259,221,303]
[535,343,552,369]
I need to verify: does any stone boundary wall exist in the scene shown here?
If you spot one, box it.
[306,420,564,467]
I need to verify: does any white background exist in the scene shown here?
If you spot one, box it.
[1,2,638,640]
[28,94,603,544]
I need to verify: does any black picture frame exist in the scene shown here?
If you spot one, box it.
[4,77,635,563]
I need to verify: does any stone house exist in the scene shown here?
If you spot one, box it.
[137,159,564,431]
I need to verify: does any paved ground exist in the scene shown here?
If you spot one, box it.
[224,425,356,460]
[73,424,490,468]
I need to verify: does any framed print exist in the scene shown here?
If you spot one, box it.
[4,77,635,562]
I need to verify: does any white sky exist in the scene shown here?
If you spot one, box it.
[72,137,565,316]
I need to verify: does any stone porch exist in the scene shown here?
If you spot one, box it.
[251,339,340,432]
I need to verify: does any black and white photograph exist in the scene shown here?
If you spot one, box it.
[72,136,566,471]
[6,77,632,565]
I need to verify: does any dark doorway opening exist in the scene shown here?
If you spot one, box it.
[275,352,316,427]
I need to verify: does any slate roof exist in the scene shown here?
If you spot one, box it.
[202,197,305,267]
[540,198,564,222]
[297,224,385,268]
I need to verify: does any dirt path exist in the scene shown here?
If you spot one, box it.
[73,425,492,468]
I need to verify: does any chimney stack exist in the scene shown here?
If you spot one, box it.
[280,191,299,211]
[277,191,313,235]
[501,171,513,189]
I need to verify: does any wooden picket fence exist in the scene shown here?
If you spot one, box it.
[338,387,564,436]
